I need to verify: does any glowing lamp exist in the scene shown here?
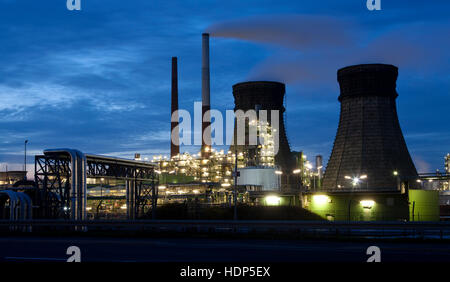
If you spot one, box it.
[360,200,375,209]
[265,195,281,206]
[313,195,330,205]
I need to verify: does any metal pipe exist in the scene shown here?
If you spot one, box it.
[0,190,18,221]
[233,149,238,220]
[77,151,87,221]
[24,140,28,180]
[44,149,85,221]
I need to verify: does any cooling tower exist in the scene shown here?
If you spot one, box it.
[230,81,297,189]
[322,64,418,191]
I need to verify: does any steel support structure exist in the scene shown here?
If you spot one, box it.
[35,152,157,220]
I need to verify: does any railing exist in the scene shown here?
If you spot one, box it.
[1,219,450,240]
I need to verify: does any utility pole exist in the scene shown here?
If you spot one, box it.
[233,149,238,220]
[24,140,28,180]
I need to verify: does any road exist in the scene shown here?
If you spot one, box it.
[1,236,450,262]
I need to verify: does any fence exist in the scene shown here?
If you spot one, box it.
[1,219,450,240]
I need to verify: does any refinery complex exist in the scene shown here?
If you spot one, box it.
[0,33,449,223]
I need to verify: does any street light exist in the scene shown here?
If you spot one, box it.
[344,175,368,188]
[393,170,401,191]
[24,140,28,180]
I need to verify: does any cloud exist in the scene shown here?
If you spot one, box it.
[413,156,432,173]
[207,15,356,49]
[0,83,85,111]
[207,15,450,90]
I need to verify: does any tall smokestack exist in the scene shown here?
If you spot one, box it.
[316,155,323,179]
[201,33,211,157]
[170,57,180,158]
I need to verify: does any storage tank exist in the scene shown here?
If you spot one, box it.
[236,167,280,191]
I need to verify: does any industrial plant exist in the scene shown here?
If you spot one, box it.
[0,33,448,223]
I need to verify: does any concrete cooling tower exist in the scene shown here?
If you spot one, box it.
[322,64,418,191]
[230,81,298,190]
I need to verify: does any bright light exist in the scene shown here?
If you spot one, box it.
[193,190,200,194]
[360,200,375,209]
[293,169,301,174]
[352,177,360,186]
[275,170,283,175]
[158,185,166,189]
[344,176,352,179]
[393,171,398,176]
[313,195,330,205]
[221,183,231,187]
[265,195,281,206]
[120,204,127,210]
[360,175,367,179]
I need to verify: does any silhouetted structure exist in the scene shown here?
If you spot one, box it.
[230,81,297,190]
[201,33,211,157]
[322,64,418,191]
[171,57,180,158]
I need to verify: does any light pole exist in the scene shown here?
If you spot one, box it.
[233,149,238,220]
[24,140,28,180]
[393,170,400,191]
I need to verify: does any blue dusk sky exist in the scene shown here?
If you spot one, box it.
[0,0,448,174]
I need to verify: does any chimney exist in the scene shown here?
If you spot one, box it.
[201,33,211,157]
[315,155,323,179]
[170,57,180,158]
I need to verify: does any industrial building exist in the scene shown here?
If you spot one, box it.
[0,171,27,186]
[305,64,439,221]
[0,34,444,222]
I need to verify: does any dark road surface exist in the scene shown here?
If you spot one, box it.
[1,236,450,262]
